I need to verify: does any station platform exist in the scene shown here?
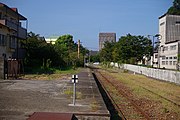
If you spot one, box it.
[65,68,110,119]
[0,68,110,120]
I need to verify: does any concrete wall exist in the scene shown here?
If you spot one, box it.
[113,63,180,85]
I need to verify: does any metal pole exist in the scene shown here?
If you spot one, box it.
[73,82,76,105]
[157,42,161,68]
[89,50,90,63]
[158,46,160,68]
[152,36,154,68]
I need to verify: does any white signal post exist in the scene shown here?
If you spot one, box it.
[72,75,78,105]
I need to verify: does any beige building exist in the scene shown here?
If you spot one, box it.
[158,14,180,70]
[99,33,116,51]
[0,3,27,79]
[45,36,58,44]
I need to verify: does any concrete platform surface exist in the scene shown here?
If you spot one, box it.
[0,68,109,120]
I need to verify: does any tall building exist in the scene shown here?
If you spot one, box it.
[99,33,116,51]
[158,14,180,69]
[0,3,27,78]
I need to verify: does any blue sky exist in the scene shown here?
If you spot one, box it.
[1,0,172,50]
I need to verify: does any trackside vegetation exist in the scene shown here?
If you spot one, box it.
[98,34,153,65]
[22,32,88,74]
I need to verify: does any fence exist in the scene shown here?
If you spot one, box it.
[112,63,180,85]
[0,59,24,79]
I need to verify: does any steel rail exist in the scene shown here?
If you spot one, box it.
[94,71,126,120]
[97,70,151,120]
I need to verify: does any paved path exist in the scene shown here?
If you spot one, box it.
[0,68,109,120]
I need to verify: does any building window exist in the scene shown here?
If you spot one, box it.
[173,61,176,65]
[169,61,172,65]
[162,61,165,65]
[164,46,168,51]
[0,34,7,46]
[170,45,176,50]
[176,21,180,25]
[162,56,166,60]
[160,22,165,26]
[9,36,16,49]
[155,54,158,58]
[166,61,168,65]
[166,57,168,60]
[174,56,177,59]
[169,57,172,59]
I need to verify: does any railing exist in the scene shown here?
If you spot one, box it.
[18,27,27,39]
[0,19,18,30]
[0,19,27,39]
[6,19,18,30]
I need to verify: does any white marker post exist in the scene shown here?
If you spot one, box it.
[72,74,78,105]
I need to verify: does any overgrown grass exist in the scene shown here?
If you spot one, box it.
[106,69,180,118]
[21,67,81,80]
[90,99,101,111]
[64,87,82,99]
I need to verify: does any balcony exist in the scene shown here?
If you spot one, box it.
[0,19,17,30]
[18,27,27,39]
[0,19,27,39]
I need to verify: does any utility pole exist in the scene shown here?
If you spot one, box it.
[89,50,91,63]
[78,40,80,59]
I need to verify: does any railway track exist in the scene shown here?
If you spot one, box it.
[89,66,179,119]
[94,69,152,120]
[104,67,180,108]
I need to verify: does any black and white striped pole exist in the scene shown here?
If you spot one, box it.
[72,74,78,105]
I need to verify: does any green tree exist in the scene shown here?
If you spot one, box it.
[116,34,152,64]
[173,0,180,9]
[54,34,74,67]
[167,0,180,15]
[24,32,88,71]
[25,32,48,67]
[112,42,123,63]
[99,41,116,62]
[90,53,100,63]
[24,32,59,70]
[99,34,152,65]
[54,34,88,68]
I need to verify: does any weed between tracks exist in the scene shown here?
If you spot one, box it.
[90,99,101,111]
[100,69,180,119]
[64,87,82,99]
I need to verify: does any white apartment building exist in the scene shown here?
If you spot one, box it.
[158,14,180,70]
[45,36,58,45]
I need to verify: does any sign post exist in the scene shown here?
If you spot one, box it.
[72,75,78,105]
